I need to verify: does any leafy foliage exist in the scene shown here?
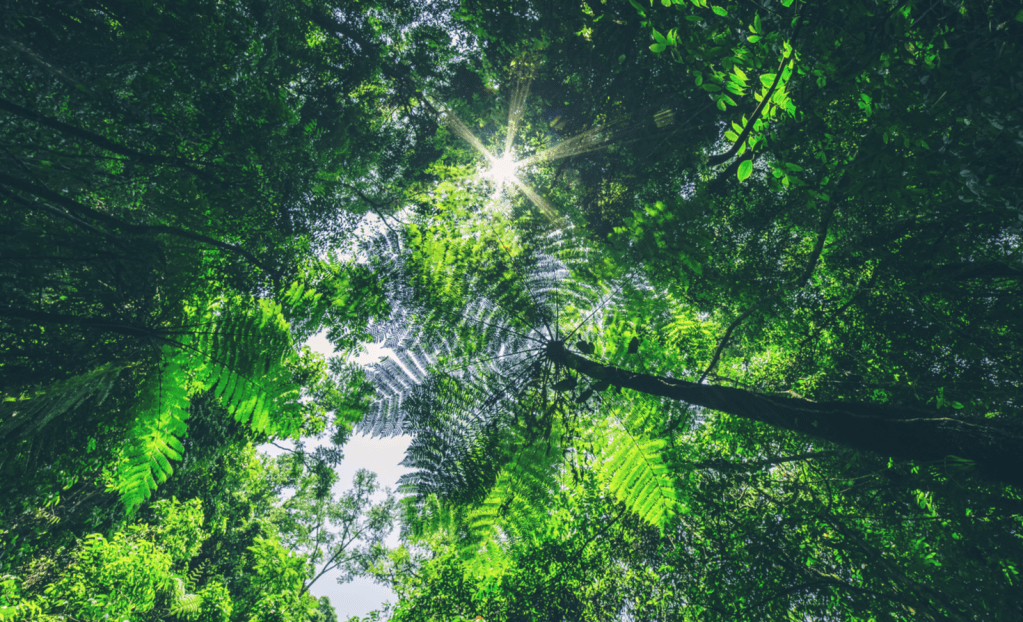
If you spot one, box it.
[0,498,234,622]
[115,298,304,510]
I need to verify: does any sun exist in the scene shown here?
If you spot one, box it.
[430,62,623,224]
[484,153,519,187]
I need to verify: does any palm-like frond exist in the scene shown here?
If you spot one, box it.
[592,394,681,534]
[191,299,302,435]
[117,349,191,509]
[116,298,303,510]
[357,225,605,440]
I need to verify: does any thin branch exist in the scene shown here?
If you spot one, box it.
[706,10,804,167]
[693,451,836,474]
[698,303,759,384]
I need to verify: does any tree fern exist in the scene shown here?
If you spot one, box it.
[361,217,688,534]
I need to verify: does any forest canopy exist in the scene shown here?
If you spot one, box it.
[1,0,1022,620]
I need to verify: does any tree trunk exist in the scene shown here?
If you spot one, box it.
[545,341,1023,489]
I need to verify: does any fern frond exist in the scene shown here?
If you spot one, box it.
[116,351,190,511]
[0,363,123,442]
[185,560,210,593]
[192,299,302,437]
[593,397,680,535]
[117,297,305,509]
[467,439,563,545]
[167,577,203,620]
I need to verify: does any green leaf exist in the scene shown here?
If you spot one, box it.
[701,84,722,92]
[760,73,777,87]
[711,5,727,16]
[650,43,666,53]
[748,35,762,43]
[754,13,762,32]
[576,340,595,355]
[737,159,753,181]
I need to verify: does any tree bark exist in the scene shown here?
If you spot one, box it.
[545,341,1023,489]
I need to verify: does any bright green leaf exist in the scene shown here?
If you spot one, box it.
[737,159,753,181]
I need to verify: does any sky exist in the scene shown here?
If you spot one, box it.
[307,430,411,621]
[262,331,411,621]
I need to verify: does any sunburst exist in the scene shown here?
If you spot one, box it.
[483,153,519,187]
[428,63,631,225]
[427,58,683,227]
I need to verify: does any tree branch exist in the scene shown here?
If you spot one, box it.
[706,12,804,167]
[547,341,1023,489]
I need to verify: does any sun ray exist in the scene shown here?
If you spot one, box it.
[504,68,533,157]
[517,125,615,167]
[508,176,564,225]
[436,102,494,161]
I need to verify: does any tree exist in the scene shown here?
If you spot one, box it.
[268,461,398,597]
[350,130,1022,619]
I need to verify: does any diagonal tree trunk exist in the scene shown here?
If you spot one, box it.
[545,341,1023,489]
